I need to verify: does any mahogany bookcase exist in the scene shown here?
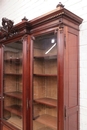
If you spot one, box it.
[0,2,83,130]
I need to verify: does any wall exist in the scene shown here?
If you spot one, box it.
[0,0,87,130]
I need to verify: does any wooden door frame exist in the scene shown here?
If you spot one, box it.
[0,36,29,130]
[29,27,65,130]
[57,28,65,130]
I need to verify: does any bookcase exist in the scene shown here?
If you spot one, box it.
[0,2,83,130]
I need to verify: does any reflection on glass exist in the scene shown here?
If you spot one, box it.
[33,33,58,130]
[3,41,23,130]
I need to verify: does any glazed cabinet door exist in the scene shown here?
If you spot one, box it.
[2,40,23,130]
[30,32,58,130]
[0,47,2,129]
[0,37,29,130]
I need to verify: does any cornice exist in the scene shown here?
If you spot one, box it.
[29,8,83,29]
[0,2,83,42]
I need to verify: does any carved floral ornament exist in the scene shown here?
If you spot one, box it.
[0,17,14,39]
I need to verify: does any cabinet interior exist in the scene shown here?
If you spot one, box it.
[3,41,23,130]
[33,33,58,130]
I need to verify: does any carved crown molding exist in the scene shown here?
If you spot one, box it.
[0,3,83,42]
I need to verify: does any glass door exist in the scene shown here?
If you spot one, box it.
[33,32,58,130]
[2,41,23,130]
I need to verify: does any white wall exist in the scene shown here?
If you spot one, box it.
[0,0,87,130]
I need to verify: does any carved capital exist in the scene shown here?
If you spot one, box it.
[58,24,64,33]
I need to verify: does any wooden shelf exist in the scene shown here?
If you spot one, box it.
[34,55,57,60]
[37,127,55,130]
[4,73,22,76]
[4,58,22,65]
[34,98,57,107]
[5,105,22,117]
[35,114,57,130]
[4,92,22,99]
[34,74,57,77]
[7,116,22,130]
[4,58,22,61]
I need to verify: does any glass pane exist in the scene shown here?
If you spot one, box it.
[33,32,58,130]
[3,41,23,130]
